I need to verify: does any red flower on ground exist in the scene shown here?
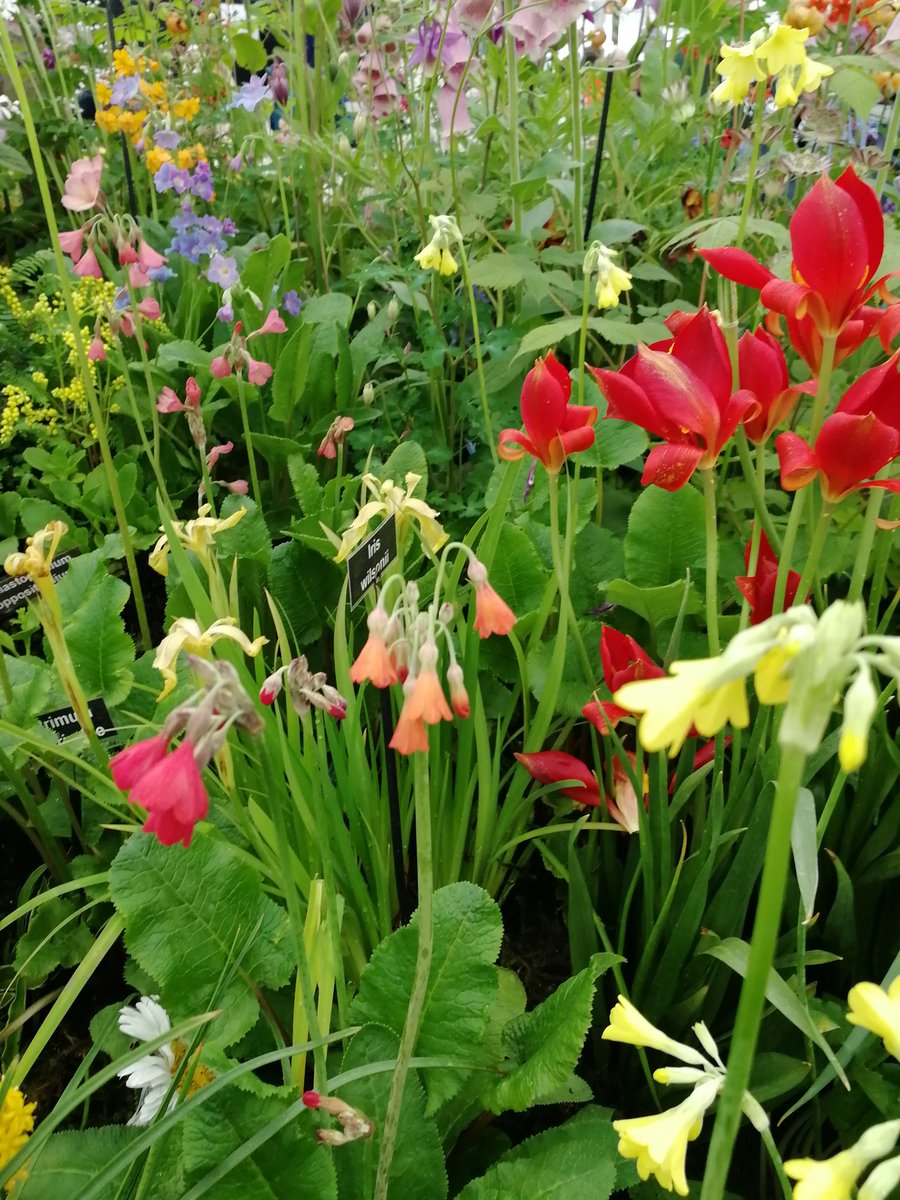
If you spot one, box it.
[498,351,597,473]
[591,308,756,490]
[582,626,664,734]
[735,530,804,624]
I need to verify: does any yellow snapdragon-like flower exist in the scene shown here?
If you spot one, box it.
[0,1080,36,1192]
[847,977,900,1060]
[710,29,766,107]
[615,659,750,756]
[584,241,632,310]
[614,1078,721,1196]
[785,1119,900,1200]
[153,616,268,700]
[331,472,448,563]
[149,505,247,577]
[414,214,462,277]
[603,996,709,1066]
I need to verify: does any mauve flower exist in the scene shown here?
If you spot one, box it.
[58,226,84,263]
[246,357,272,385]
[269,59,289,105]
[217,303,234,323]
[453,0,495,32]
[207,254,239,288]
[61,154,104,212]
[42,47,55,68]
[507,0,585,62]
[282,289,302,316]
[110,73,140,107]
[227,74,273,112]
[206,441,234,469]
[210,355,232,378]
[155,129,181,150]
[75,247,102,278]
[225,479,249,494]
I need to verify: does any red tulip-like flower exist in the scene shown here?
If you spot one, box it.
[735,530,804,625]
[583,626,664,734]
[515,750,601,806]
[591,308,756,491]
[738,327,803,443]
[835,349,900,435]
[776,412,900,503]
[701,167,898,373]
[498,351,597,473]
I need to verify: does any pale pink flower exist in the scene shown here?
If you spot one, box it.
[58,227,85,263]
[137,238,167,272]
[210,355,232,378]
[246,358,272,385]
[157,386,185,413]
[88,335,107,362]
[250,308,287,337]
[61,154,104,212]
[136,298,161,320]
[185,377,201,408]
[206,441,234,469]
[453,0,496,32]
[436,82,473,141]
[225,479,249,494]
[317,415,355,458]
[74,247,102,279]
[507,0,584,63]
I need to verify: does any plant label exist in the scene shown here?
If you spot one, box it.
[347,513,397,607]
[0,552,76,620]
[37,698,117,743]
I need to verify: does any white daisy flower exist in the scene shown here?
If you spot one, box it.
[117,996,177,1126]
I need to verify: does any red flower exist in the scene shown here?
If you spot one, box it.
[498,352,597,473]
[700,167,897,372]
[127,739,209,848]
[110,733,169,790]
[514,750,601,806]
[737,327,803,443]
[776,412,900,503]
[735,530,804,624]
[591,308,756,490]
[835,349,900,435]
[582,626,664,734]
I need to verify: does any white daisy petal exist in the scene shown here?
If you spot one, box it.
[118,996,171,1042]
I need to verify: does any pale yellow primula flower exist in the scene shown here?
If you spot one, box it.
[153,616,267,699]
[615,658,750,756]
[330,472,448,563]
[757,22,810,74]
[584,241,633,310]
[414,214,462,277]
[614,1078,721,1196]
[602,996,709,1067]
[710,28,766,107]
[847,977,900,1060]
[4,520,68,580]
[149,505,246,577]
[785,1119,900,1200]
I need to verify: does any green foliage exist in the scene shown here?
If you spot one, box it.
[624,485,706,589]
[56,553,135,707]
[18,1128,139,1198]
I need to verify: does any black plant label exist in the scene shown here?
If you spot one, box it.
[37,698,117,742]
[347,514,398,607]
[0,552,77,620]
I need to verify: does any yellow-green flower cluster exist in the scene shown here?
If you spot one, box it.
[584,241,633,310]
[711,22,832,109]
[0,384,59,446]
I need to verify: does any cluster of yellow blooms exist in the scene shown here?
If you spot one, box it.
[94,45,201,145]
[0,383,58,446]
[711,22,832,109]
[0,1081,35,1193]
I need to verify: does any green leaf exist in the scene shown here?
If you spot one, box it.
[624,486,706,588]
[231,31,267,71]
[288,456,324,517]
[791,787,819,925]
[584,419,648,471]
[349,883,503,1112]
[468,254,529,290]
[158,340,213,369]
[456,1106,620,1200]
[380,440,429,492]
[830,66,882,122]
[267,540,341,645]
[514,317,667,364]
[18,1127,139,1198]
[629,262,678,284]
[600,578,701,630]
[181,1086,336,1200]
[109,835,293,1046]
[334,1025,448,1200]
[14,898,94,986]
[486,954,620,1113]
[487,525,548,616]
[269,325,313,424]
[302,292,353,328]
[570,525,624,617]
[242,233,291,306]
[56,553,134,707]
[0,141,32,179]
[215,496,272,569]
[589,218,644,245]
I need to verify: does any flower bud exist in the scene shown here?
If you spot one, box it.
[447,663,469,718]
[438,602,454,624]
[353,111,367,140]
[336,133,351,157]
[260,670,284,706]
[362,381,375,406]
[366,300,378,320]
[388,297,400,324]
[839,665,878,773]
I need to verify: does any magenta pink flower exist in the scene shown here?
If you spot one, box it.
[185,377,201,407]
[246,358,273,385]
[75,247,102,279]
[157,386,185,413]
[58,227,85,263]
[61,154,104,212]
[206,441,234,469]
[128,739,209,848]
[210,355,232,378]
[118,241,139,265]
[250,308,287,337]
[88,335,106,362]
[110,733,170,791]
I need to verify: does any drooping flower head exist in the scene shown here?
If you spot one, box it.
[152,615,267,699]
[61,153,105,211]
[414,213,462,276]
[584,241,633,310]
[331,471,448,563]
[467,557,517,637]
[499,351,597,474]
[737,326,802,444]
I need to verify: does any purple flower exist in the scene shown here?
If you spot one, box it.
[42,47,55,68]
[282,290,302,317]
[148,265,175,281]
[229,154,243,172]
[154,161,192,195]
[227,74,273,113]
[217,303,235,322]
[111,73,141,106]
[113,288,131,312]
[155,129,182,150]
[191,160,214,201]
[207,254,239,288]
[407,19,466,73]
[269,60,289,106]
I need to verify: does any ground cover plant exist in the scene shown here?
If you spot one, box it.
[1,0,900,1195]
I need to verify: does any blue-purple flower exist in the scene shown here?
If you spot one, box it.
[111,73,141,107]
[155,129,182,151]
[407,19,467,73]
[227,75,273,112]
[207,254,239,288]
[282,290,302,317]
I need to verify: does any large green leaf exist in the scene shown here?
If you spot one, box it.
[14,897,94,986]
[267,540,341,646]
[333,1025,448,1200]
[349,883,503,1113]
[215,496,272,569]
[57,553,135,707]
[109,835,293,1046]
[485,525,547,617]
[600,578,700,631]
[181,1086,337,1200]
[269,325,313,424]
[624,485,706,588]
[18,1128,138,1198]
[486,954,619,1113]
[456,1107,621,1200]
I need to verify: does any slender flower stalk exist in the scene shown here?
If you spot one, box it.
[458,240,498,463]
[701,469,720,654]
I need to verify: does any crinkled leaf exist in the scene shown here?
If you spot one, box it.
[57,553,134,707]
[14,898,94,986]
[485,525,547,617]
[17,1127,139,1198]
[267,540,341,646]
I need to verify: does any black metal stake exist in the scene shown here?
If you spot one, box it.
[379,688,412,924]
[584,67,614,245]
[105,0,138,219]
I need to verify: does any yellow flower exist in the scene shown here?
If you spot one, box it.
[331,472,448,563]
[414,214,462,276]
[153,616,268,699]
[0,1080,35,1192]
[117,109,147,139]
[614,1079,721,1196]
[414,243,442,272]
[140,79,168,107]
[96,81,112,106]
[146,145,172,174]
[178,146,197,170]
[149,505,247,577]
[96,106,123,134]
[614,659,749,756]
[173,96,201,121]
[847,978,900,1060]
[838,666,878,773]
[439,248,458,276]
[757,22,809,73]
[710,29,766,107]
[4,521,67,581]
[113,47,137,76]
[585,241,633,309]
[785,1119,900,1200]
[602,996,709,1066]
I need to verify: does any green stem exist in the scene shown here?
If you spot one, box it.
[736,428,781,553]
[771,489,804,616]
[505,16,522,236]
[699,745,808,1200]
[701,469,720,654]
[458,243,498,464]
[791,505,834,608]
[0,23,152,651]
[568,25,584,254]
[739,446,768,630]
[808,335,837,442]
[735,92,766,249]
[876,94,900,202]
[868,494,898,627]
[235,372,263,509]
[374,751,433,1200]
[577,268,591,410]
[847,488,884,605]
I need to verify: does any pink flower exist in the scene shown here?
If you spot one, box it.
[129,739,209,848]
[118,241,139,265]
[110,732,169,791]
[185,377,201,407]
[206,441,234,469]
[317,415,355,458]
[246,357,273,385]
[137,238,167,272]
[61,154,104,212]
[137,298,161,320]
[74,247,102,279]
[225,479,249,494]
[157,386,185,413]
[128,264,151,288]
[250,308,287,337]
[58,227,85,263]
[88,335,106,362]
[210,355,232,378]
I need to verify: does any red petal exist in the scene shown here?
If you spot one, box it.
[520,353,570,462]
[668,308,733,407]
[776,431,818,492]
[549,424,596,470]
[630,347,720,448]
[599,626,663,690]
[582,699,631,734]
[514,750,601,805]
[837,350,900,435]
[878,304,900,353]
[641,442,705,491]
[498,428,538,463]
[698,248,776,291]
[790,174,870,331]
[814,411,900,501]
[760,277,815,320]
[836,165,884,281]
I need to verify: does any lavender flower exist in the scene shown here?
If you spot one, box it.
[42,47,55,68]
[207,254,239,288]
[154,161,192,195]
[155,129,182,150]
[282,290,302,317]
[148,265,175,281]
[111,73,141,106]
[191,160,214,201]
[408,19,466,73]
[217,303,235,322]
[227,74,272,112]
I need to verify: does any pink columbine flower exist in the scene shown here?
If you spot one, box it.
[110,732,170,791]
[128,739,209,848]
[61,154,104,212]
[88,335,106,362]
[74,247,102,279]
[206,441,234,469]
